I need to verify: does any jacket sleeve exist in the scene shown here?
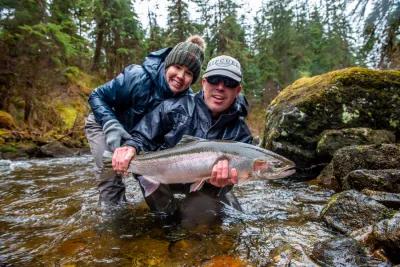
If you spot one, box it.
[123,102,172,152]
[234,119,253,144]
[88,65,144,127]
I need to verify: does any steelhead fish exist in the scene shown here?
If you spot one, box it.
[105,136,296,196]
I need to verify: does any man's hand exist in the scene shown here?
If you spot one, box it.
[112,146,136,175]
[209,159,238,187]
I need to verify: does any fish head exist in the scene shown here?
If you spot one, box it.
[251,155,296,180]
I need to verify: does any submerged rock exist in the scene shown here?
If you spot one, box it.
[262,67,400,171]
[321,190,390,234]
[311,237,369,266]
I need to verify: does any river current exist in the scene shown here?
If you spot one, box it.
[0,155,337,266]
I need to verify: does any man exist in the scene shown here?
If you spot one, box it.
[112,55,253,214]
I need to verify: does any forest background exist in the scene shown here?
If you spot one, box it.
[0,0,399,149]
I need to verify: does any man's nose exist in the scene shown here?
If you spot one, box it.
[215,81,225,90]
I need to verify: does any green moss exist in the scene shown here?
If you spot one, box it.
[321,193,340,216]
[54,102,78,130]
[0,110,16,129]
[341,104,360,124]
[0,145,18,153]
[389,119,399,128]
[64,66,102,95]
[271,67,400,109]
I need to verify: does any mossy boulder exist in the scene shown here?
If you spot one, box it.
[317,128,396,160]
[321,190,391,235]
[316,144,400,191]
[0,110,16,129]
[333,144,400,189]
[342,169,400,193]
[262,67,400,169]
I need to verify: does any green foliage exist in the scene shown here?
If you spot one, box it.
[0,0,396,140]
[165,0,196,45]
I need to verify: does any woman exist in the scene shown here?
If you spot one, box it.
[84,35,205,206]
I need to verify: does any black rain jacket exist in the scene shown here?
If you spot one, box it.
[124,91,253,152]
[88,48,191,131]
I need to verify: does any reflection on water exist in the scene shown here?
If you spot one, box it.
[0,156,337,266]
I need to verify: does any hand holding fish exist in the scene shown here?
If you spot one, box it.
[112,146,136,175]
[209,159,238,187]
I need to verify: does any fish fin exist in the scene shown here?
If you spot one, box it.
[177,135,205,146]
[137,176,160,197]
[189,178,207,192]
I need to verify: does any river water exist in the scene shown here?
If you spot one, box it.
[0,155,338,266]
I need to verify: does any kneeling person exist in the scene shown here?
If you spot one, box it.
[113,55,253,215]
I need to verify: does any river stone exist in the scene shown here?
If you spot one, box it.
[352,212,400,264]
[261,67,400,169]
[332,144,400,189]
[366,212,400,264]
[342,169,400,193]
[311,237,368,266]
[321,190,390,234]
[316,128,396,159]
[39,141,75,157]
[362,189,400,209]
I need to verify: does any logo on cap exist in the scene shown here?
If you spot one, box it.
[208,57,240,68]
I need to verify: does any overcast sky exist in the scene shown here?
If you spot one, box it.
[135,0,263,29]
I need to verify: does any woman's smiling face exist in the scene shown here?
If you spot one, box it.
[165,64,193,94]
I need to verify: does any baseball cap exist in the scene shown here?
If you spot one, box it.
[203,55,242,82]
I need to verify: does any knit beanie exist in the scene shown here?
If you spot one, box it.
[164,35,206,84]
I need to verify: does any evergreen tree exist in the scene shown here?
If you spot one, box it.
[91,0,144,77]
[146,7,165,52]
[352,0,400,68]
[165,0,196,46]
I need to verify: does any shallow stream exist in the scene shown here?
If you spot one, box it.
[0,156,338,266]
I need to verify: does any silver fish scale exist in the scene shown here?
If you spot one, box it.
[129,150,227,184]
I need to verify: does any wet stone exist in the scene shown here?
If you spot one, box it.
[321,190,390,234]
[316,128,396,160]
[311,237,369,266]
[342,169,400,193]
[362,189,400,209]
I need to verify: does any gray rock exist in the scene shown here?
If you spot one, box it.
[352,212,400,264]
[311,237,369,267]
[321,190,390,234]
[342,169,400,193]
[362,189,400,209]
[39,141,75,157]
[332,144,400,189]
[261,67,400,170]
[317,128,395,159]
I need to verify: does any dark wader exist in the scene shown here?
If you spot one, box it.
[84,113,242,214]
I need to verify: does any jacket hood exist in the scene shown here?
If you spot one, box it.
[142,47,192,99]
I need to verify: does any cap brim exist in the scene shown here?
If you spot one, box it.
[203,69,241,82]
